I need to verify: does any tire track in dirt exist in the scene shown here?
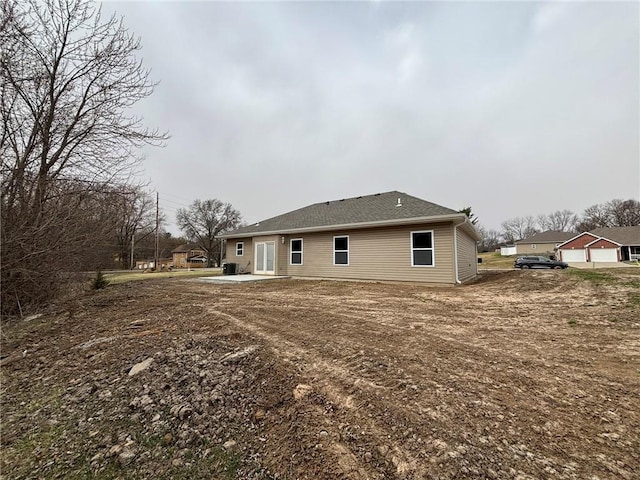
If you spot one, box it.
[205,305,592,479]
[196,278,639,480]
[207,307,425,479]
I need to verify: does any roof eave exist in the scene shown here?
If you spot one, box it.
[452,217,483,241]
[584,238,623,247]
[515,240,567,245]
[218,213,468,239]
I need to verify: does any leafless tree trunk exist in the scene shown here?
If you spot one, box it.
[176,199,242,268]
[113,188,157,269]
[605,199,640,227]
[1,0,167,318]
[576,199,640,231]
[476,225,502,252]
[537,210,578,232]
[501,216,538,243]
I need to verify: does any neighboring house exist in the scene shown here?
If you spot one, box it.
[557,226,640,262]
[590,226,640,262]
[218,191,481,284]
[172,244,207,269]
[135,258,173,270]
[515,231,575,255]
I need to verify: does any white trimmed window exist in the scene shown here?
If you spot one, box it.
[236,242,244,256]
[411,231,434,267]
[290,238,303,265]
[333,236,349,265]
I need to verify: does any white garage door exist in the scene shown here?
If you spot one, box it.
[561,249,587,262]
[590,248,618,262]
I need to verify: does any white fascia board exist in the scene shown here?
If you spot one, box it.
[584,237,622,247]
[217,213,468,239]
[556,232,600,249]
[455,219,482,241]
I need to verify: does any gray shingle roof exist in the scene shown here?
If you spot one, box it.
[589,226,640,246]
[515,231,576,244]
[222,191,460,237]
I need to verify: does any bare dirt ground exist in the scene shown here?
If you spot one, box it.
[2,269,639,479]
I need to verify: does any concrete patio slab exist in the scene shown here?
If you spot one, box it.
[196,274,291,284]
[568,262,635,269]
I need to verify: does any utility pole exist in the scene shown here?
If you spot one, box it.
[130,233,135,270]
[154,191,159,271]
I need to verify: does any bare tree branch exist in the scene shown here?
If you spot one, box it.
[176,199,242,267]
[1,0,168,317]
[501,216,538,243]
[537,210,578,232]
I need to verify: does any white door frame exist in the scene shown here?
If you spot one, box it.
[254,241,276,275]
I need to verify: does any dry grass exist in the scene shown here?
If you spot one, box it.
[105,268,222,284]
[478,251,516,269]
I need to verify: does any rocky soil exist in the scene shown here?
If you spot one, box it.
[2,269,639,479]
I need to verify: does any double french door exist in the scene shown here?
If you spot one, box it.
[255,242,275,275]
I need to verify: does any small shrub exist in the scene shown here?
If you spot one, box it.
[92,270,109,290]
[568,319,577,326]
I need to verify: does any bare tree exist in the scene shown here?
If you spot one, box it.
[157,231,189,261]
[177,199,242,267]
[113,188,157,269]
[606,199,640,227]
[576,203,611,231]
[537,210,578,232]
[1,0,167,317]
[501,216,538,243]
[576,199,640,231]
[1,180,122,314]
[476,225,502,252]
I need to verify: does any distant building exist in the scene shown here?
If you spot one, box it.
[171,244,208,268]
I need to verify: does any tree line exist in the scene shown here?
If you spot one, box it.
[1,0,169,317]
[475,199,640,252]
[0,0,244,318]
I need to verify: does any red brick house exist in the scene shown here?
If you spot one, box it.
[557,227,640,263]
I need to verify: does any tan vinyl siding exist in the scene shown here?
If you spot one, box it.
[456,228,477,282]
[280,223,456,283]
[516,243,558,255]
[225,238,254,272]
[278,237,289,274]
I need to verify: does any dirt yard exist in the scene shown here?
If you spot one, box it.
[2,269,639,479]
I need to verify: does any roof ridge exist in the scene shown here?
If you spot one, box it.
[310,190,403,206]
[223,190,461,238]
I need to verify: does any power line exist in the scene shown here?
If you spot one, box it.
[159,198,190,208]
[157,191,194,203]
[159,206,181,213]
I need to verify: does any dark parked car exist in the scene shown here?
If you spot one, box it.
[514,256,569,269]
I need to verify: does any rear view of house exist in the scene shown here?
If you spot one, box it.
[218,191,481,284]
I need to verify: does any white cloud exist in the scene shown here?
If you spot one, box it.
[101,1,639,232]
[384,22,425,84]
[531,2,572,34]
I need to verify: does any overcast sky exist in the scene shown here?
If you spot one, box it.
[102,0,639,234]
